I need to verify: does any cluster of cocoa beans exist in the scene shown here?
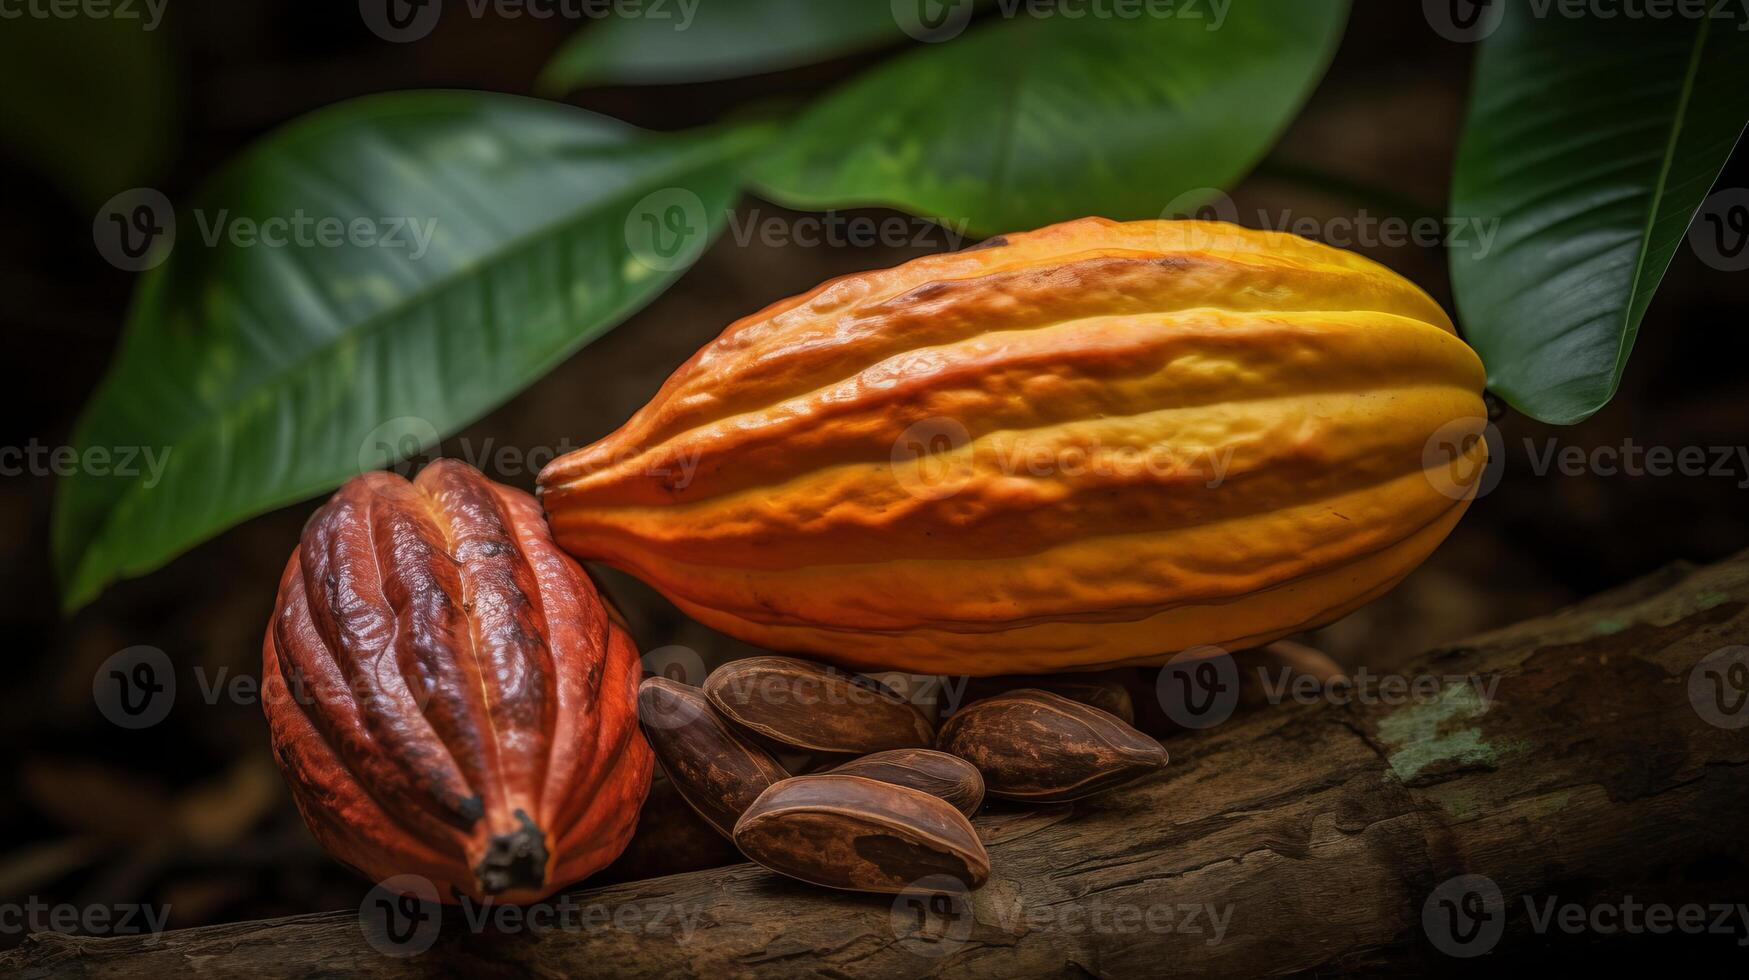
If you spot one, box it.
[638,656,1169,895]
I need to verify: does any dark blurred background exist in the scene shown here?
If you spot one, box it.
[2,0,1746,940]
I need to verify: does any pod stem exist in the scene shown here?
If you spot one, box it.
[474,809,548,896]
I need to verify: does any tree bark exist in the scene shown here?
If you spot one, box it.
[9,553,1749,978]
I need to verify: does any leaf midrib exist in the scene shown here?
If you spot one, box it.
[1614,16,1710,386]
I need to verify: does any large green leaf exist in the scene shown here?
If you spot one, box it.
[1450,5,1749,424]
[0,13,177,208]
[747,0,1350,234]
[539,0,913,91]
[54,91,761,611]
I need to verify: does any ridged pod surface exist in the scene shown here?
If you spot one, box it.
[263,460,651,903]
[539,218,1489,675]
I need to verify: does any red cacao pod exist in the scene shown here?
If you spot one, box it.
[263,460,651,903]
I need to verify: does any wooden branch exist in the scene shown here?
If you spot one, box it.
[10,553,1749,978]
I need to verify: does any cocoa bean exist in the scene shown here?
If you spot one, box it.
[637,677,788,838]
[828,749,985,817]
[936,689,1169,802]
[733,775,989,894]
[952,670,1135,725]
[704,656,934,754]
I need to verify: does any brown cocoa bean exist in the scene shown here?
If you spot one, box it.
[953,670,1135,725]
[828,749,985,817]
[704,656,934,754]
[936,689,1169,802]
[637,677,788,838]
[733,775,989,894]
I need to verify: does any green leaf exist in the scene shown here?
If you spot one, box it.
[54,91,762,612]
[1450,5,1749,425]
[539,0,910,91]
[0,13,178,209]
[747,0,1350,234]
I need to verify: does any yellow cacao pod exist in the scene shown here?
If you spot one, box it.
[539,218,1488,676]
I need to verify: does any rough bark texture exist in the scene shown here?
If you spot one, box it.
[9,553,1749,978]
